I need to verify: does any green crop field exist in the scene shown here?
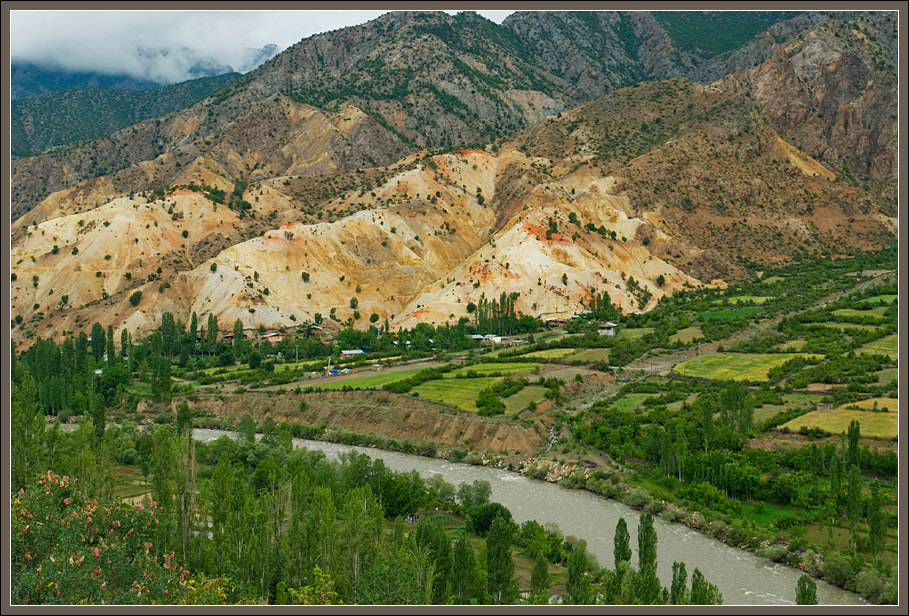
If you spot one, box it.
[523,348,576,359]
[673,353,819,381]
[875,367,899,386]
[780,338,806,351]
[446,362,542,377]
[701,306,763,320]
[832,306,888,320]
[858,335,898,360]
[618,327,655,340]
[307,368,426,390]
[611,393,654,413]
[569,348,612,363]
[753,393,823,424]
[503,386,549,415]
[670,326,703,343]
[780,398,898,439]
[411,377,502,412]
[858,294,897,305]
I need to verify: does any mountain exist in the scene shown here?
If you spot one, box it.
[11,10,812,222]
[12,73,240,158]
[9,10,897,346]
[11,62,161,100]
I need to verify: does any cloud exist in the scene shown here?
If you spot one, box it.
[10,9,515,84]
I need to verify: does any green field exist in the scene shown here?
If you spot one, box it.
[523,348,576,359]
[817,322,880,331]
[307,368,426,390]
[569,348,612,363]
[832,306,888,320]
[673,353,820,381]
[701,306,763,320]
[503,386,549,415]
[612,393,654,413]
[670,326,703,344]
[753,393,824,424]
[411,377,502,412]
[719,295,772,305]
[875,367,899,386]
[447,362,542,377]
[780,398,898,439]
[858,334,898,360]
[858,294,897,305]
[617,327,655,340]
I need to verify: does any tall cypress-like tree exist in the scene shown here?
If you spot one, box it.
[91,322,106,363]
[566,548,592,604]
[637,513,660,604]
[530,553,551,604]
[233,318,245,360]
[486,516,518,604]
[795,575,818,605]
[207,313,219,353]
[452,533,478,604]
[670,561,689,605]
[690,568,722,605]
[614,518,632,574]
[867,480,884,556]
[846,464,863,553]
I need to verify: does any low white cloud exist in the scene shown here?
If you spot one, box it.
[10,9,514,84]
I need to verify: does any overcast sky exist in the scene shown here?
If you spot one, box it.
[10,10,516,84]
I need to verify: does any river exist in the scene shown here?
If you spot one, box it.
[192,428,863,605]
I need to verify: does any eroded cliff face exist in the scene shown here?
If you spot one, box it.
[718,12,898,199]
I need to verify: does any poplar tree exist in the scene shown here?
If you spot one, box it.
[452,534,478,604]
[486,516,518,604]
[614,517,632,581]
[795,575,818,605]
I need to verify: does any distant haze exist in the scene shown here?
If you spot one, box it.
[10,9,515,84]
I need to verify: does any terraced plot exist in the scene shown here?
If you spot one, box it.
[817,322,880,331]
[617,327,655,340]
[569,348,611,363]
[503,386,549,415]
[721,295,772,304]
[780,398,898,439]
[832,306,888,320]
[411,377,501,412]
[858,294,897,305]
[611,393,654,413]
[673,353,820,381]
[523,348,576,359]
[858,334,898,360]
[307,368,425,390]
[670,326,703,343]
[447,362,543,377]
[702,306,763,320]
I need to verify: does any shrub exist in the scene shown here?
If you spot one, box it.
[622,488,650,508]
[129,291,142,306]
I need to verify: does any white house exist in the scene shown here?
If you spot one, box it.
[598,322,618,337]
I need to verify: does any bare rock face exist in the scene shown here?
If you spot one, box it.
[718,12,897,199]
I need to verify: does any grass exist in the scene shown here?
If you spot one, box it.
[701,306,763,320]
[447,362,542,377]
[611,393,654,413]
[718,295,772,304]
[411,377,502,412]
[307,368,426,390]
[503,386,549,415]
[744,502,800,528]
[753,393,823,424]
[832,306,888,320]
[817,322,880,331]
[523,348,577,359]
[875,367,899,386]
[617,327,654,340]
[780,338,806,351]
[858,334,898,360]
[858,294,897,305]
[780,398,898,439]
[673,353,820,381]
[670,326,703,343]
[568,348,612,363]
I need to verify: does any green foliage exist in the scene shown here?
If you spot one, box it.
[795,575,818,605]
[485,517,518,604]
[653,12,799,58]
[129,291,142,306]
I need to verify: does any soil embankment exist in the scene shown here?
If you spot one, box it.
[169,389,546,456]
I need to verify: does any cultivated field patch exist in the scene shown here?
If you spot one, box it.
[673,353,820,381]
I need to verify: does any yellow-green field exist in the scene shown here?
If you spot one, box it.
[858,335,899,360]
[523,348,576,359]
[780,339,807,351]
[673,353,821,381]
[503,386,549,415]
[670,326,703,344]
[308,368,426,390]
[780,398,898,439]
[752,393,824,424]
[569,348,612,363]
[446,362,543,377]
[411,377,501,411]
[832,306,888,319]
[721,295,772,304]
[618,327,655,340]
